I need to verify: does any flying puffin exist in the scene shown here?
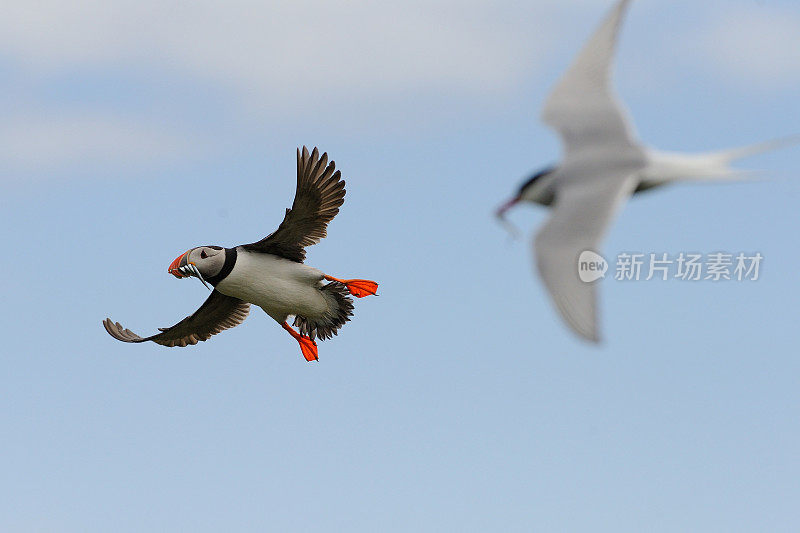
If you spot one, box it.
[496,0,797,342]
[103,146,378,362]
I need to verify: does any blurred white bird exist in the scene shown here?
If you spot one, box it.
[496,0,798,342]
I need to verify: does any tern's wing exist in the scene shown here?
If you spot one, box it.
[242,146,346,263]
[541,0,638,157]
[103,290,250,347]
[534,170,638,342]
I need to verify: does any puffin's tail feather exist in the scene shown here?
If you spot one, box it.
[294,282,354,341]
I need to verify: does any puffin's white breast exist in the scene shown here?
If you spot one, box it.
[216,249,327,321]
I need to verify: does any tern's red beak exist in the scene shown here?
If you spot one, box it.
[168,250,191,278]
[495,197,519,220]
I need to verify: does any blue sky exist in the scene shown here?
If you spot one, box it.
[2,0,799,531]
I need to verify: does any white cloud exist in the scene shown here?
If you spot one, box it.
[0,112,196,170]
[2,0,794,174]
[0,0,614,104]
[0,0,579,173]
[4,1,796,103]
[700,5,800,88]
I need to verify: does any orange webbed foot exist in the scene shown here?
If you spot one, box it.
[297,336,318,362]
[324,275,379,298]
[282,322,319,362]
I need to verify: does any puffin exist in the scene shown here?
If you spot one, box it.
[103,146,378,361]
[496,0,797,342]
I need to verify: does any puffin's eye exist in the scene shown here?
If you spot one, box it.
[200,250,208,259]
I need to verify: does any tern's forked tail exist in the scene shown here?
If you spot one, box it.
[710,135,800,166]
[644,135,800,183]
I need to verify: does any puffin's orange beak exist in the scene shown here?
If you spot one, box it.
[168,250,191,278]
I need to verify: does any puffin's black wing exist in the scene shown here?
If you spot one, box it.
[103,290,250,347]
[242,146,346,262]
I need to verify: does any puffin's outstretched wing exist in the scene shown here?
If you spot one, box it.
[242,146,346,262]
[103,290,250,347]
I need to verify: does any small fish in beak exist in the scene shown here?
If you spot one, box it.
[495,197,521,239]
[189,263,212,290]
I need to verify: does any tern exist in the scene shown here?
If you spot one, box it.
[104,147,378,362]
[496,0,797,342]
